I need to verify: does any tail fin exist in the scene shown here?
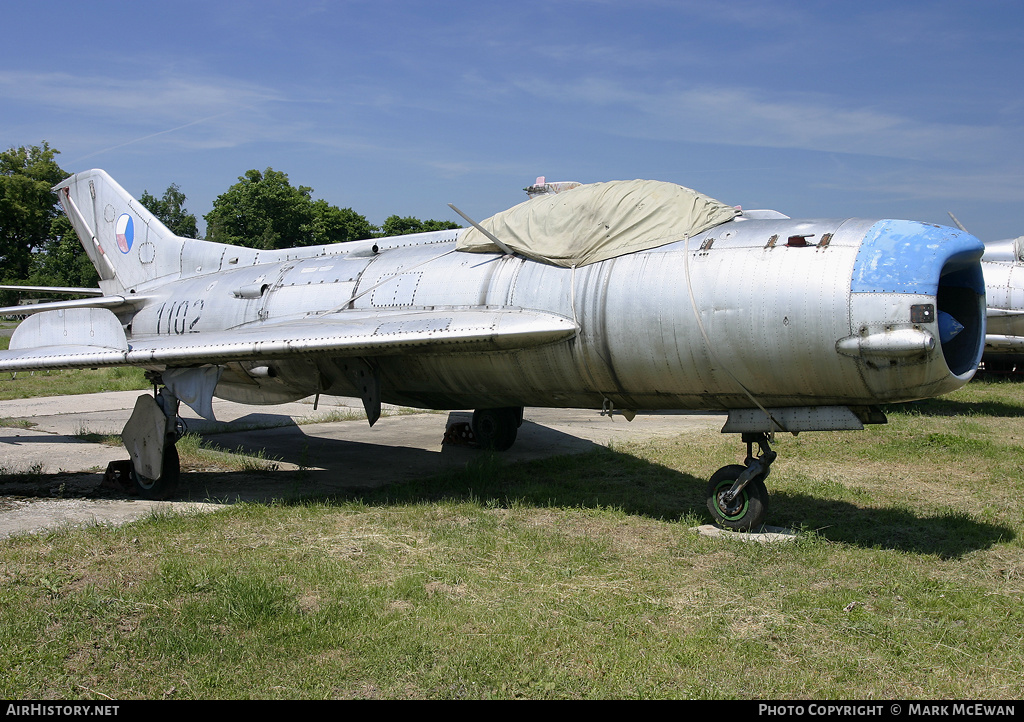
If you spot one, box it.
[53,169,186,295]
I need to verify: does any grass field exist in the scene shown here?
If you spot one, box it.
[0,333,150,400]
[1,376,1023,699]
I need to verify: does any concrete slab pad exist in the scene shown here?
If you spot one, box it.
[692,524,799,543]
[0,390,727,539]
[0,427,125,474]
[0,498,221,539]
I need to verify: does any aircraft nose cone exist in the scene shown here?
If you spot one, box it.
[852,218,986,379]
[937,310,964,344]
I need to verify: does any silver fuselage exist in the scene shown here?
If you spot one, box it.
[116,216,984,412]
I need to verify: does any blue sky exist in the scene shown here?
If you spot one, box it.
[3,0,1022,241]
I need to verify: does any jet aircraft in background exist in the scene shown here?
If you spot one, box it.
[944,212,1024,373]
[976,234,1024,372]
[0,171,987,531]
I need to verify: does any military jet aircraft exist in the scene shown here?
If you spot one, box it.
[0,170,987,531]
[944,213,1024,373]
[976,235,1024,371]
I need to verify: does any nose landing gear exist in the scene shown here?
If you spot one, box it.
[707,432,776,531]
[122,383,182,500]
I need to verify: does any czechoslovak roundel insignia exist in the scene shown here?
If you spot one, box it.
[115,213,134,254]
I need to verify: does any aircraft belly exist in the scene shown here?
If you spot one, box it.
[363,347,589,410]
[987,317,1024,339]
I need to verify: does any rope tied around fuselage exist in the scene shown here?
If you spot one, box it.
[682,234,788,435]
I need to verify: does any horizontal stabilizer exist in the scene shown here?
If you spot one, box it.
[0,285,103,295]
[0,295,131,318]
[9,307,127,352]
[0,307,578,372]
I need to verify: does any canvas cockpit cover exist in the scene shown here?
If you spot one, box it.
[456,180,740,267]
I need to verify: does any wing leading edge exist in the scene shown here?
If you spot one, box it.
[0,307,578,372]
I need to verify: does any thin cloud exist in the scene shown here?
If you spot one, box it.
[71,112,236,162]
[0,71,282,121]
[0,70,308,159]
[510,76,1020,164]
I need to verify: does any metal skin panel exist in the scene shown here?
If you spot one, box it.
[10,307,127,352]
[846,293,955,400]
[980,259,1024,367]
[0,170,988,432]
[722,406,866,433]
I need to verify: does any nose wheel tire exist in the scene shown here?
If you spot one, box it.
[706,464,769,532]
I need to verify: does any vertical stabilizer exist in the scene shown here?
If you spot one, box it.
[53,169,186,295]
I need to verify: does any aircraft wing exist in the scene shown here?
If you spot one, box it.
[0,306,578,372]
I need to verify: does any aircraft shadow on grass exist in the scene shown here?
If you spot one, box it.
[189,421,1015,561]
[887,398,1024,418]
[0,417,1012,559]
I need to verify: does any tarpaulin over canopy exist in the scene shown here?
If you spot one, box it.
[456,180,740,267]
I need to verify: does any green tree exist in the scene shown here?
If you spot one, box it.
[139,183,200,238]
[205,168,373,250]
[377,215,461,237]
[28,214,99,289]
[308,199,377,246]
[0,142,69,280]
[204,168,310,249]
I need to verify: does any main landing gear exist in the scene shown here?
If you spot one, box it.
[707,432,777,532]
[131,438,180,500]
[471,407,524,451]
[121,381,182,500]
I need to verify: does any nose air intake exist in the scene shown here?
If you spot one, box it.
[851,220,986,378]
[936,247,986,376]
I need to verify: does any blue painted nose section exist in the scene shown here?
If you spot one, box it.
[852,219,986,377]
[852,220,985,296]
